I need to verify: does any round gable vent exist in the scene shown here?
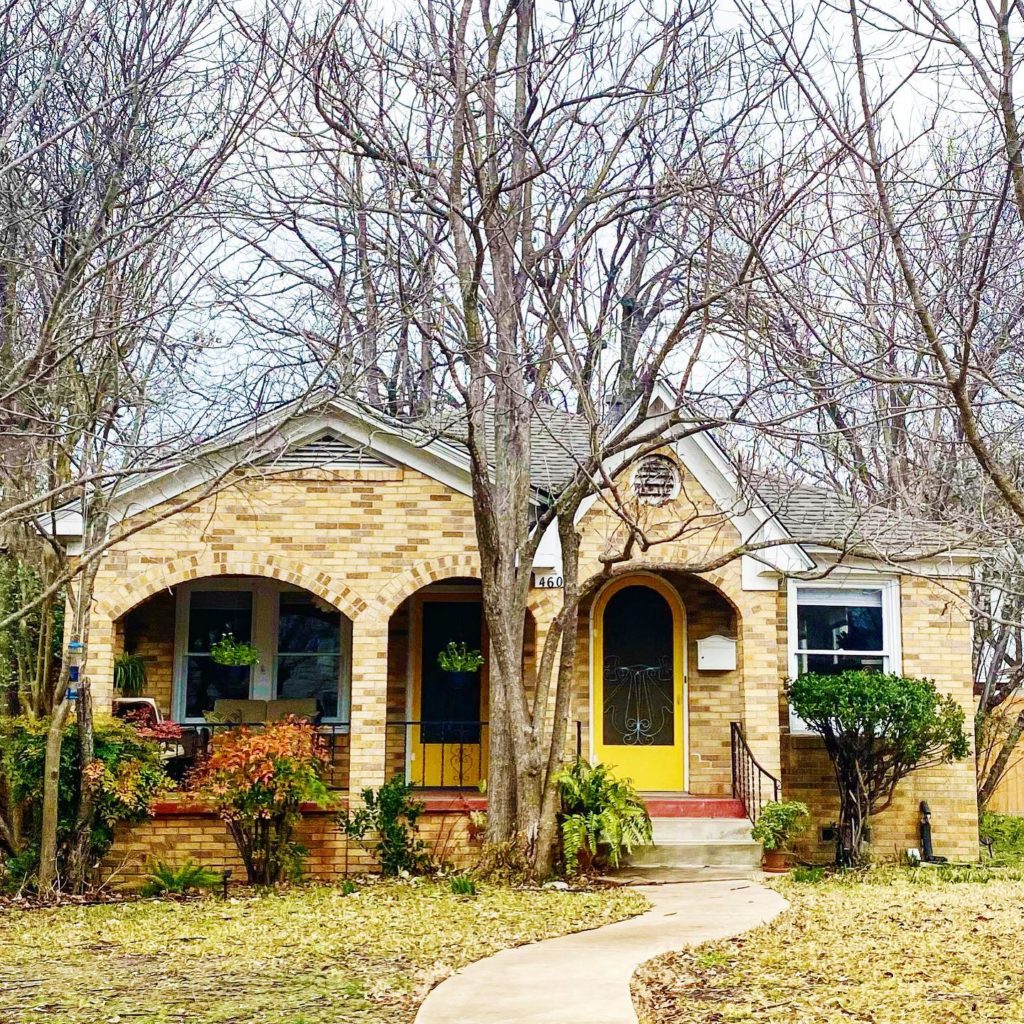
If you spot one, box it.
[631,454,680,506]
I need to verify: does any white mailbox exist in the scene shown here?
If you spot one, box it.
[697,634,737,671]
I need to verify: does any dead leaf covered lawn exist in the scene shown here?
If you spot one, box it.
[633,872,1024,1024]
[0,880,647,1024]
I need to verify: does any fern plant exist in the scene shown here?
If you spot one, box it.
[141,859,222,897]
[437,641,484,673]
[556,758,652,873]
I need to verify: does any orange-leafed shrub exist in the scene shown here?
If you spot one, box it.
[189,717,329,885]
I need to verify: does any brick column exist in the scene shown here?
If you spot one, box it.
[347,611,391,798]
[526,595,570,758]
[738,590,784,780]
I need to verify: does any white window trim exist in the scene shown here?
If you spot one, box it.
[172,578,351,726]
[786,576,902,734]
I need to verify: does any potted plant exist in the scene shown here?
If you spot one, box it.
[210,633,261,667]
[751,800,809,873]
[437,641,484,687]
[113,651,148,696]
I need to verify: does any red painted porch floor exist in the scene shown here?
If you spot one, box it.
[415,790,745,817]
[152,791,745,817]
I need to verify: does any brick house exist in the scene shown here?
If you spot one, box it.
[58,388,981,879]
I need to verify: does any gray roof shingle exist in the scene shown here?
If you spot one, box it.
[413,404,598,493]
[754,481,966,553]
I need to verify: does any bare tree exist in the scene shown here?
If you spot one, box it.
[732,0,1024,806]
[229,0,859,875]
[0,0,298,890]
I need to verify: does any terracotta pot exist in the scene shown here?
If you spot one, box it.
[761,849,790,873]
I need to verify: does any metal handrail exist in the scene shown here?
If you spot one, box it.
[730,720,781,824]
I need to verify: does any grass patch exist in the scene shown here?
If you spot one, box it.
[0,880,647,1023]
[633,871,1024,1023]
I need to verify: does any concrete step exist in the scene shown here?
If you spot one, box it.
[628,839,762,868]
[650,816,753,843]
[627,815,762,869]
[606,866,763,884]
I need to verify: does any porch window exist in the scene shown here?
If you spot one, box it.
[183,591,253,720]
[173,580,352,724]
[788,581,900,733]
[276,591,352,721]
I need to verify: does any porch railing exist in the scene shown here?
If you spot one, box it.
[386,720,489,789]
[386,719,585,790]
[167,718,585,793]
[173,723,351,789]
[730,720,780,824]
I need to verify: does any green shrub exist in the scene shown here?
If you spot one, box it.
[0,714,170,886]
[449,873,477,895]
[339,775,431,876]
[980,811,1024,864]
[556,758,652,873]
[141,859,222,897]
[788,670,969,865]
[751,800,809,851]
[189,718,328,886]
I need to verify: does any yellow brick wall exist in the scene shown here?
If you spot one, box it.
[85,466,482,797]
[120,591,175,715]
[102,801,480,887]
[82,447,981,868]
[783,575,979,863]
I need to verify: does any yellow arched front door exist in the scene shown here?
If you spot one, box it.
[593,576,686,792]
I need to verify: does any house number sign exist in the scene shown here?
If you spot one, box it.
[533,573,564,589]
[632,454,680,505]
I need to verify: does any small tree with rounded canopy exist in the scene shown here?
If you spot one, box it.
[787,671,970,866]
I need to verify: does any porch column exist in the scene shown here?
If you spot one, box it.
[739,591,784,780]
[525,596,570,758]
[86,617,118,712]
[347,611,391,798]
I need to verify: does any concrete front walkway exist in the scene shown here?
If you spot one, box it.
[415,880,787,1024]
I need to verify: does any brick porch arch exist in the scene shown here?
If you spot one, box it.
[372,553,481,617]
[94,551,370,625]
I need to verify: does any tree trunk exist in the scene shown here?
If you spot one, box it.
[485,667,516,844]
[66,677,95,892]
[37,696,72,890]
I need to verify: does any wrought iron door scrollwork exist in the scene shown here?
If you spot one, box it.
[602,654,674,745]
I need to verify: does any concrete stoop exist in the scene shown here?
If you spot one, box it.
[626,815,761,870]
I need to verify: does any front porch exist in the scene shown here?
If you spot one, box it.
[104,567,781,811]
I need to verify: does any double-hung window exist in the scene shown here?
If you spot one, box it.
[173,580,352,724]
[276,591,352,721]
[788,580,900,732]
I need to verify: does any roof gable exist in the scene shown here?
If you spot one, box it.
[258,429,394,471]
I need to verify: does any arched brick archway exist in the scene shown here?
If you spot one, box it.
[372,553,481,617]
[95,552,370,625]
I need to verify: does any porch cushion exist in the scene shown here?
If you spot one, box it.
[212,699,267,724]
[265,698,318,722]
